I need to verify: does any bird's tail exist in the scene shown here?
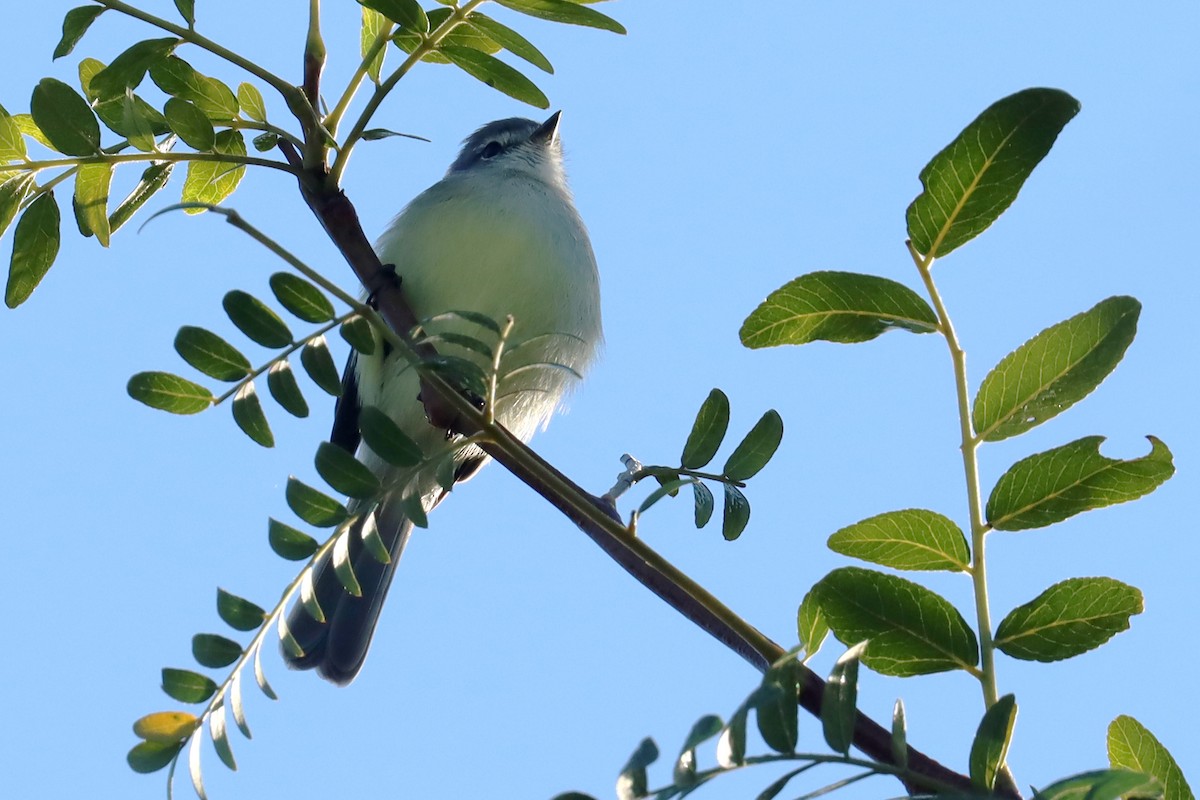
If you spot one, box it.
[283,498,413,686]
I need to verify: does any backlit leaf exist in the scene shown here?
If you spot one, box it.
[6,191,60,308]
[182,129,246,211]
[827,509,970,572]
[174,325,250,381]
[73,162,112,245]
[493,0,626,34]
[907,88,1080,259]
[1108,716,1194,800]
[358,0,428,31]
[150,56,239,120]
[236,83,266,122]
[995,577,1142,662]
[987,436,1174,531]
[797,588,829,660]
[740,271,937,349]
[223,289,292,348]
[164,97,216,151]
[813,566,978,676]
[90,38,178,101]
[441,45,549,109]
[127,371,213,414]
[469,13,554,73]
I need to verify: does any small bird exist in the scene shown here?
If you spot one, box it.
[284,112,603,684]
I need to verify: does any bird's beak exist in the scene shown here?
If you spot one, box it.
[531,111,562,146]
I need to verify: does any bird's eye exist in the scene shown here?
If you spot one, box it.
[480,141,503,160]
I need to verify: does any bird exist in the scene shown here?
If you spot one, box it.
[283,112,603,685]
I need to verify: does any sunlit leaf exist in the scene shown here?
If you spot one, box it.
[892,699,908,771]
[995,577,1142,662]
[150,56,239,120]
[236,83,266,122]
[907,88,1080,259]
[182,129,247,211]
[358,0,428,31]
[127,371,213,414]
[969,694,1017,791]
[5,191,60,308]
[332,525,363,597]
[1108,716,1194,800]
[0,107,27,161]
[133,711,198,744]
[1037,769,1161,800]
[827,509,970,572]
[974,297,1140,442]
[813,567,979,676]
[740,271,938,349]
[0,175,35,241]
[360,7,388,84]
[987,436,1174,531]
[209,704,236,771]
[797,588,829,660]
[469,13,554,73]
[72,162,112,245]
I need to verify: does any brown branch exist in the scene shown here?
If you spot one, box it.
[284,150,1008,799]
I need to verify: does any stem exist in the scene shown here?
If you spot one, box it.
[329,0,489,185]
[908,241,999,710]
[0,151,299,176]
[324,19,395,137]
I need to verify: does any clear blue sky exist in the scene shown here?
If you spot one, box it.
[2,2,1196,798]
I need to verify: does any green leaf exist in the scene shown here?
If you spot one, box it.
[995,577,1143,662]
[133,710,197,744]
[109,162,173,233]
[30,77,100,156]
[232,382,274,447]
[987,436,1174,531]
[400,492,429,529]
[827,509,970,572]
[127,371,213,414]
[673,714,723,787]
[616,738,658,800]
[5,192,61,308]
[969,694,1017,791]
[796,588,829,659]
[182,129,247,211]
[1038,769,1161,800]
[637,477,697,516]
[440,46,549,109]
[358,0,428,31]
[268,518,319,561]
[119,90,159,152]
[301,335,343,396]
[236,83,266,123]
[974,297,1140,442]
[892,700,908,771]
[161,668,217,703]
[360,8,388,84]
[267,272,333,321]
[174,326,250,382]
[692,481,714,528]
[721,483,750,541]
[392,8,498,64]
[174,0,195,26]
[340,315,377,355]
[812,566,979,676]
[907,88,1080,259]
[267,361,309,418]
[1108,716,1194,800]
[164,97,216,151]
[150,56,239,120]
[216,588,265,632]
[494,0,626,34]
[0,107,27,161]
[755,662,801,754]
[723,409,783,480]
[357,405,422,467]
[90,38,179,101]
[286,477,348,527]
[0,174,36,240]
[77,57,104,102]
[73,162,112,245]
[127,740,184,774]
[680,388,729,470]
[821,641,866,755]
[315,441,381,499]
[716,702,749,769]
[739,270,938,349]
[469,13,554,73]
[191,634,242,669]
[11,113,53,150]
[252,132,279,152]
[223,289,293,348]
[54,6,106,60]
